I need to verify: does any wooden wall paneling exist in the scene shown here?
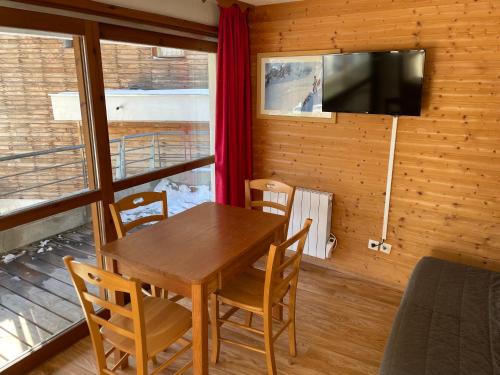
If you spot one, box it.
[12,0,218,37]
[249,0,500,288]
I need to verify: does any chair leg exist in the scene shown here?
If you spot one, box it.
[263,310,277,375]
[288,315,297,357]
[289,291,298,357]
[151,285,169,299]
[210,293,220,364]
[137,354,148,375]
[245,311,253,327]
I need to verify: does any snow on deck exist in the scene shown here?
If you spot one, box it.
[119,179,212,224]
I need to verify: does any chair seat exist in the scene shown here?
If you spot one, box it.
[217,268,289,314]
[101,296,191,357]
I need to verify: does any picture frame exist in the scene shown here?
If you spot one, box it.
[256,49,340,123]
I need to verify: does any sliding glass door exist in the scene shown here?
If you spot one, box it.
[0,27,100,368]
[0,205,96,366]
[0,9,217,372]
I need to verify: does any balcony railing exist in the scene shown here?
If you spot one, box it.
[0,130,210,199]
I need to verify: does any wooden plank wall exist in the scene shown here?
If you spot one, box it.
[249,0,500,288]
[100,42,208,90]
[0,35,83,199]
[0,34,209,200]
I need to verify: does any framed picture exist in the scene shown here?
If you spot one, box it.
[257,49,340,122]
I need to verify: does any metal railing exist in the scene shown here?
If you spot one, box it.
[0,130,210,198]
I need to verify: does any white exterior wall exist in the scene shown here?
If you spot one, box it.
[49,89,211,122]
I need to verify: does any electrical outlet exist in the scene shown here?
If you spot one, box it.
[368,239,380,251]
[380,242,392,254]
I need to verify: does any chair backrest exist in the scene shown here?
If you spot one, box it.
[64,256,147,374]
[263,218,312,314]
[110,191,168,238]
[245,179,296,235]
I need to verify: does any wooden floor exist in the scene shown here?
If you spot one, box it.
[28,260,402,374]
[0,224,97,368]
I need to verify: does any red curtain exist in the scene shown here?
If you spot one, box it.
[215,5,252,207]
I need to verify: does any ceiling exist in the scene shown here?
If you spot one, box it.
[93,0,220,25]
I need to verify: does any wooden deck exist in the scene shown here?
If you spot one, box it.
[0,224,96,369]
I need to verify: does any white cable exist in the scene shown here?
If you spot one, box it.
[382,116,399,241]
[327,233,337,258]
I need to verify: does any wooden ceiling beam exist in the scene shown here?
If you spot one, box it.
[99,23,218,53]
[11,0,218,37]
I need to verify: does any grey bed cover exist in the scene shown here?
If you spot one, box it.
[379,256,500,375]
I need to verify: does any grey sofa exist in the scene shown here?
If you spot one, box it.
[380,256,500,375]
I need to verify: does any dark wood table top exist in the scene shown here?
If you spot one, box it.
[100,202,286,284]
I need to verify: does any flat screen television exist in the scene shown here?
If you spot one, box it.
[322,50,425,116]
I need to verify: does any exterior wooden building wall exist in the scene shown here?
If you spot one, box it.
[107,121,209,180]
[0,34,209,200]
[249,0,500,288]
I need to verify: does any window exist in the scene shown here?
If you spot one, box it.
[0,9,217,372]
[0,28,100,370]
[115,165,214,227]
[99,40,216,181]
[0,29,96,217]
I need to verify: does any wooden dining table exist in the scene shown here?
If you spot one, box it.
[100,202,287,374]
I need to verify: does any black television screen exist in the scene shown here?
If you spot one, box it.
[322,50,425,116]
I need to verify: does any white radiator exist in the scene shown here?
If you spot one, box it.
[264,187,334,259]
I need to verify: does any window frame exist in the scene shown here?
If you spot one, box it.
[0,6,217,374]
[0,6,217,232]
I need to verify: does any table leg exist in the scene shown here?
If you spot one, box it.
[192,283,209,375]
[273,228,285,321]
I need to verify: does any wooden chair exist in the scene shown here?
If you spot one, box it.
[245,179,296,238]
[64,256,192,375]
[109,191,181,301]
[210,219,313,375]
[109,191,167,239]
[244,179,296,324]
